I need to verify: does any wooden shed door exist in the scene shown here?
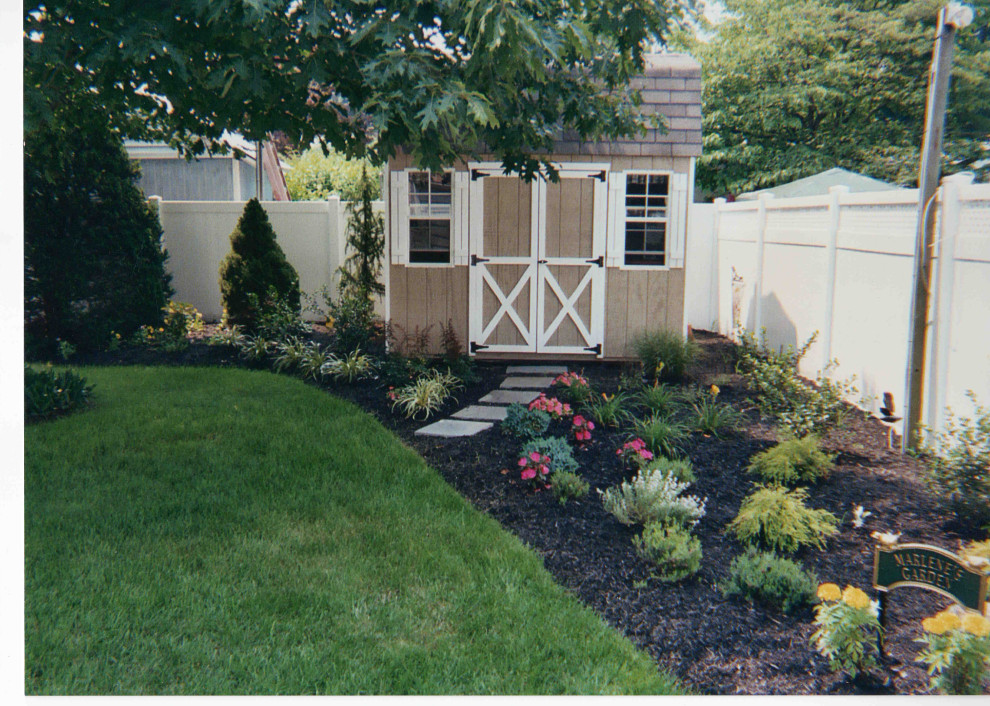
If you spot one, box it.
[468,164,607,356]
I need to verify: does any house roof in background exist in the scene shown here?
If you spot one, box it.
[124,132,261,163]
[737,168,903,200]
[553,52,702,159]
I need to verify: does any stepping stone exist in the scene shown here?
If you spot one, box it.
[415,419,493,437]
[453,405,510,422]
[506,365,568,375]
[500,376,555,389]
[478,389,541,405]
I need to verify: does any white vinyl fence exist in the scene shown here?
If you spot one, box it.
[684,174,990,435]
[155,197,383,322]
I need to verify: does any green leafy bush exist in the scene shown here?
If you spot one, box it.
[631,413,689,458]
[920,393,990,528]
[521,436,579,475]
[600,467,706,528]
[391,369,461,419]
[640,456,696,484]
[633,522,702,582]
[721,548,818,614]
[736,329,856,438]
[630,328,697,383]
[582,391,628,428]
[552,372,595,406]
[236,335,272,363]
[25,119,172,354]
[219,199,301,331]
[727,485,839,553]
[811,583,881,679]
[502,403,552,440]
[636,382,682,417]
[551,471,590,505]
[25,365,93,421]
[273,337,309,373]
[253,288,310,342]
[747,436,835,486]
[283,146,380,202]
[326,288,379,355]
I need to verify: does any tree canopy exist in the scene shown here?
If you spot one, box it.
[25,0,697,178]
[680,0,990,196]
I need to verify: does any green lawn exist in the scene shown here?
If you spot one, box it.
[25,366,682,695]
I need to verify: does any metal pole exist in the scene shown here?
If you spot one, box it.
[255,140,264,199]
[902,5,971,452]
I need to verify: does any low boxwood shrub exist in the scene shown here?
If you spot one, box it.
[721,547,819,614]
[502,403,552,440]
[633,522,702,582]
[522,436,578,475]
[551,471,590,505]
[25,365,93,421]
[727,485,839,553]
[600,467,706,528]
[747,436,835,486]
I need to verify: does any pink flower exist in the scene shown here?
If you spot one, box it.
[587,421,595,431]
[573,415,586,426]
[518,457,528,467]
[641,450,654,460]
[529,451,541,462]
[521,468,536,480]
[540,465,549,475]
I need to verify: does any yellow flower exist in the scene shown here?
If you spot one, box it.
[710,384,720,397]
[961,613,989,637]
[937,610,962,631]
[922,616,948,635]
[817,583,842,601]
[842,585,871,610]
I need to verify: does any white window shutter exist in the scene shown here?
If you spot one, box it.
[452,171,470,265]
[390,171,409,265]
[606,172,625,267]
[668,173,688,268]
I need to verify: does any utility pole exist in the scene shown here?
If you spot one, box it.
[902,3,973,452]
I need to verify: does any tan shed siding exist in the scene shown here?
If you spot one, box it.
[389,266,470,355]
[604,267,685,359]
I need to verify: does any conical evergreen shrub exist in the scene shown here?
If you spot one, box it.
[24,119,172,355]
[219,199,300,329]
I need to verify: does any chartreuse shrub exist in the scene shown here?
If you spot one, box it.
[219,198,301,330]
[920,392,990,528]
[600,467,706,529]
[633,523,702,582]
[522,436,579,475]
[25,367,682,694]
[551,471,590,505]
[727,485,839,553]
[747,436,835,486]
[811,583,882,679]
[630,328,697,383]
[917,608,990,694]
[25,365,93,421]
[721,548,818,614]
[502,403,552,440]
[24,118,171,354]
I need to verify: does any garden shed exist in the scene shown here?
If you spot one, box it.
[383,52,702,360]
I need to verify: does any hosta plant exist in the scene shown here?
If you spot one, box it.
[916,608,990,695]
[811,583,882,679]
[600,467,707,529]
[633,522,702,582]
[727,485,839,553]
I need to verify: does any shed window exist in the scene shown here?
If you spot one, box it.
[408,171,452,263]
[624,173,669,266]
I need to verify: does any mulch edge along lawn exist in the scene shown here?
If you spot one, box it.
[24,366,683,695]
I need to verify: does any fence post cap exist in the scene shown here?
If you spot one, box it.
[942,171,975,186]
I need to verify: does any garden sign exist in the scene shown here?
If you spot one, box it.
[873,543,988,614]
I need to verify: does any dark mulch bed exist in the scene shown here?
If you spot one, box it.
[68,328,981,695]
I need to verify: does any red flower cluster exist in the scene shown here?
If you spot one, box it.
[617,438,654,466]
[518,451,551,488]
[572,415,595,443]
[528,393,572,419]
[553,372,589,388]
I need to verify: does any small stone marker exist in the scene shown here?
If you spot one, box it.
[500,376,556,389]
[452,405,509,421]
[505,365,568,375]
[414,419,493,437]
[873,543,987,613]
[478,389,541,405]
